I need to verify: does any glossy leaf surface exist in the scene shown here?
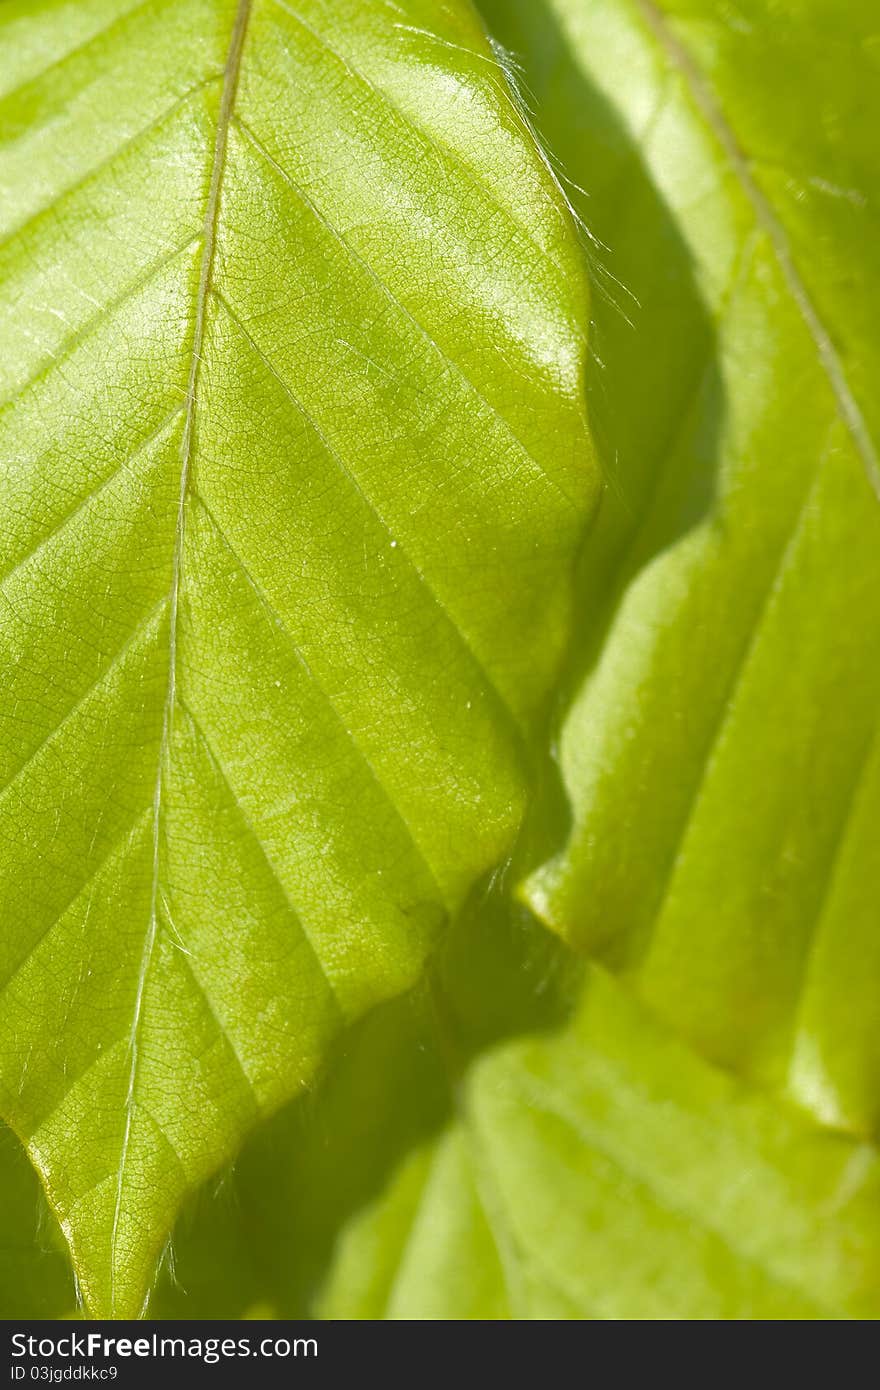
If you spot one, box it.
[3,0,878,1324]
[0,0,596,1315]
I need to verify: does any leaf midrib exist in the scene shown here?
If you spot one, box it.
[108,0,254,1318]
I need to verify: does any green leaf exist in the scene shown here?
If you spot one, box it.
[147,888,576,1320]
[322,969,880,1320]
[152,986,454,1319]
[154,950,880,1320]
[144,845,880,1323]
[484,0,880,1134]
[0,0,597,1316]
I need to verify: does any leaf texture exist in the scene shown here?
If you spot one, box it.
[485,0,880,1135]
[332,972,880,1320]
[0,0,597,1315]
[324,973,880,1320]
[154,958,880,1320]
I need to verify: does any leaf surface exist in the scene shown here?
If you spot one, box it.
[323,972,880,1320]
[0,0,597,1316]
[484,0,880,1134]
[153,954,880,1320]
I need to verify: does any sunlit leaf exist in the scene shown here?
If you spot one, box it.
[155,948,880,1320]
[0,0,596,1316]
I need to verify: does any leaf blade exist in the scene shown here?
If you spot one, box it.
[0,0,598,1315]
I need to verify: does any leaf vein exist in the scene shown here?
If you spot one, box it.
[232,113,578,512]
[787,717,880,1059]
[646,428,837,946]
[175,694,346,1021]
[0,598,168,808]
[191,491,446,910]
[0,0,153,110]
[515,1072,837,1318]
[0,404,184,592]
[0,74,223,256]
[267,0,569,287]
[110,0,254,1316]
[169,938,261,1112]
[0,233,201,414]
[0,807,153,1017]
[212,286,522,751]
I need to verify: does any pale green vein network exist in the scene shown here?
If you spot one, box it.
[15,0,868,1324]
[0,0,598,1316]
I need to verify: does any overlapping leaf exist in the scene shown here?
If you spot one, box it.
[0,0,597,1316]
[148,931,880,1320]
[152,0,880,1320]
[484,0,880,1134]
[320,969,880,1320]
